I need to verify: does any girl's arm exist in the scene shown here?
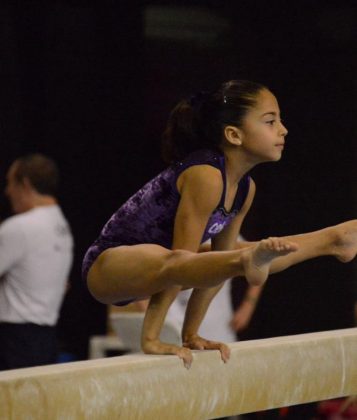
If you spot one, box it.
[141,165,224,366]
[198,225,264,334]
[182,179,257,350]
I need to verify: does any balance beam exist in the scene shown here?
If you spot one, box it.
[1,328,357,420]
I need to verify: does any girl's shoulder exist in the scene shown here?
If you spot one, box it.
[173,148,223,175]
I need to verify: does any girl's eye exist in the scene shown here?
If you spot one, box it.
[266,120,275,125]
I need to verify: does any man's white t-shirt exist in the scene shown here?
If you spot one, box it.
[0,205,73,325]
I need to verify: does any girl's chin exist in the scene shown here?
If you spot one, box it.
[264,154,283,163]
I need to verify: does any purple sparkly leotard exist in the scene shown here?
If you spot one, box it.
[82,149,250,304]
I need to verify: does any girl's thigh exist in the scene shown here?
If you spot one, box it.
[87,244,172,304]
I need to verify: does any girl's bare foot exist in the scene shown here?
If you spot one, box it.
[331,220,357,263]
[242,237,299,286]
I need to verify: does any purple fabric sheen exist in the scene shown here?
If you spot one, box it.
[82,149,250,282]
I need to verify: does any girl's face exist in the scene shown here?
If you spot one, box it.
[239,89,288,164]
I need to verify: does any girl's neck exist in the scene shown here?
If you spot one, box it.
[223,147,256,185]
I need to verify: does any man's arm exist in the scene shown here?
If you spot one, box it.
[0,219,25,277]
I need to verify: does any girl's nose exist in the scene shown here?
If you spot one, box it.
[281,122,288,136]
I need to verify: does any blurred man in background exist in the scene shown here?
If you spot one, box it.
[0,154,73,370]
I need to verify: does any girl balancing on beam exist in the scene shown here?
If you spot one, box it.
[82,80,357,368]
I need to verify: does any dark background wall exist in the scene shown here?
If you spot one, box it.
[0,1,356,358]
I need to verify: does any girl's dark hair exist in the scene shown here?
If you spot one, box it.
[161,79,268,163]
[14,153,59,196]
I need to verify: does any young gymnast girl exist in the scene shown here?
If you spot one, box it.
[83,80,357,368]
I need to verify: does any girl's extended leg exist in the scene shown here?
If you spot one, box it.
[231,221,357,274]
[87,238,298,305]
[267,220,357,273]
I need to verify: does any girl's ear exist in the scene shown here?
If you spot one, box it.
[224,125,243,146]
